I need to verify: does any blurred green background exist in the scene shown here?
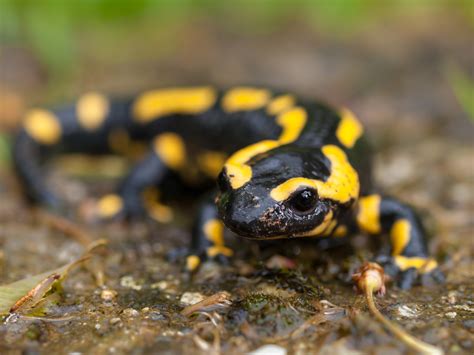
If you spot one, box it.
[0,0,473,164]
[1,0,472,83]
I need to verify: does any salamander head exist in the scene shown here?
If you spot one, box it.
[216,145,359,239]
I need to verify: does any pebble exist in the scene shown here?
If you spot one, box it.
[101,289,118,301]
[148,312,166,321]
[445,312,457,319]
[110,317,121,325]
[180,292,205,305]
[122,308,140,317]
[397,304,418,318]
[249,344,287,355]
[152,280,169,290]
[447,290,457,304]
[463,319,474,329]
[120,276,142,291]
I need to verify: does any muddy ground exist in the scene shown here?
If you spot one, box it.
[0,8,473,355]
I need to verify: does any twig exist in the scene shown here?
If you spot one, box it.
[37,209,94,247]
[353,262,444,355]
[181,291,232,317]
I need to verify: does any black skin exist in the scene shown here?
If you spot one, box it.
[217,146,334,238]
[12,87,443,288]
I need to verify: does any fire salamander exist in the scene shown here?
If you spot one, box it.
[13,86,444,288]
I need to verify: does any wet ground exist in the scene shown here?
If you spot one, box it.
[0,9,473,354]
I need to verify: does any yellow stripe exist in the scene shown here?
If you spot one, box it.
[204,219,233,257]
[224,106,308,190]
[142,187,173,223]
[270,145,359,204]
[276,107,307,144]
[390,219,411,256]
[197,151,227,178]
[356,195,382,234]
[394,256,438,273]
[23,109,62,145]
[336,108,363,148]
[133,87,217,123]
[225,140,280,189]
[153,133,186,170]
[76,92,109,131]
[296,211,334,237]
[222,87,271,112]
[186,255,201,271]
[97,194,123,218]
[266,95,295,115]
[333,225,348,238]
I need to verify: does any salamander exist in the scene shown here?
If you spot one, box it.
[12,86,443,288]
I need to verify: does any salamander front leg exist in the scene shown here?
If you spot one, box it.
[185,192,234,272]
[356,194,444,289]
[96,133,182,220]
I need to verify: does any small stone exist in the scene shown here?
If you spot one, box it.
[445,312,457,319]
[249,344,287,355]
[120,276,142,290]
[151,280,169,290]
[180,292,205,305]
[101,289,118,301]
[397,304,418,318]
[447,291,457,304]
[141,307,150,313]
[463,319,474,329]
[148,312,166,321]
[122,308,139,317]
[110,317,121,325]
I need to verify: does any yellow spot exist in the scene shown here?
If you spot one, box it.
[356,195,382,234]
[197,151,227,178]
[222,87,271,112]
[97,194,123,218]
[390,219,411,256]
[186,255,201,272]
[148,203,173,223]
[266,94,295,115]
[276,107,307,144]
[222,104,308,190]
[133,87,217,122]
[323,219,339,237]
[153,133,186,170]
[336,108,364,148]
[394,256,438,273]
[296,211,334,237]
[207,246,234,258]
[76,92,109,131]
[23,109,62,145]
[225,140,280,189]
[270,145,359,204]
[143,187,173,223]
[333,225,348,238]
[204,219,234,258]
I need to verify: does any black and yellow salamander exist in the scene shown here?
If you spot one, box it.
[12,86,443,288]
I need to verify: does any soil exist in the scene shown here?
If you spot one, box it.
[0,10,473,354]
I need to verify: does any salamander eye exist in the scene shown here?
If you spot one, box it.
[288,188,318,214]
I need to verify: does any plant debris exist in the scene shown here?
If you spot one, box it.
[353,262,444,355]
[181,291,232,317]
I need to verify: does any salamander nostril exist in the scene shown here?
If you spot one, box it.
[217,169,231,192]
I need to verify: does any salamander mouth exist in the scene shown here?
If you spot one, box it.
[220,212,325,240]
